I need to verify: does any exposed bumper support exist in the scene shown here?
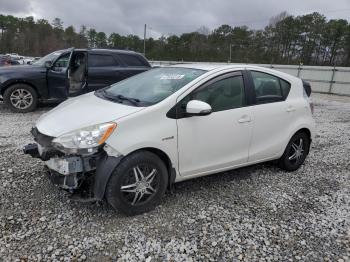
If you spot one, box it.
[24,142,124,200]
[23,143,40,158]
[46,170,81,190]
[45,155,97,175]
[24,143,97,175]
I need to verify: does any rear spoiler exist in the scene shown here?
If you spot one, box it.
[302,80,312,97]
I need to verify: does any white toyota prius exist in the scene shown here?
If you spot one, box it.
[24,64,315,215]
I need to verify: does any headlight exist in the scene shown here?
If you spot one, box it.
[52,122,117,150]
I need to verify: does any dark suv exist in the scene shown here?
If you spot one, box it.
[0,48,151,112]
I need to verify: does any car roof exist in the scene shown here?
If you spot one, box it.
[168,63,300,83]
[75,48,141,55]
[53,48,142,56]
[169,63,249,71]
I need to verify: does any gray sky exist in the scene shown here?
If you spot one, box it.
[1,0,350,38]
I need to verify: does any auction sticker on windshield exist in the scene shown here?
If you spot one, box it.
[159,74,185,80]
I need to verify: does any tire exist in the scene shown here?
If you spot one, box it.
[3,84,38,113]
[278,132,310,171]
[105,151,168,216]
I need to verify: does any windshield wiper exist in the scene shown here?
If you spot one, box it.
[101,90,140,106]
[116,95,140,105]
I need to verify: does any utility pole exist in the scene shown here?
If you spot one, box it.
[143,24,146,56]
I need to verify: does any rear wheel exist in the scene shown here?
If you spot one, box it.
[278,132,310,171]
[3,84,38,113]
[105,151,168,216]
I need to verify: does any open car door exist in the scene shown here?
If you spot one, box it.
[47,48,74,99]
[67,50,88,97]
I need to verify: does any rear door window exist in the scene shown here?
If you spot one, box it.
[250,71,291,104]
[88,54,118,67]
[118,54,147,67]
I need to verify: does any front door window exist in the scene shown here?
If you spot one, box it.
[51,53,70,72]
[190,75,245,112]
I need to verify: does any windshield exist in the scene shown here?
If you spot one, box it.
[100,67,206,106]
[32,51,63,66]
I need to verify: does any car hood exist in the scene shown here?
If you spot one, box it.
[36,92,145,137]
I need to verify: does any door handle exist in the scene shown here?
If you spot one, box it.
[238,115,251,123]
[286,106,296,112]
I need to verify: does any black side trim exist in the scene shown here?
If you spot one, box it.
[168,167,176,193]
[242,70,256,105]
[93,153,123,200]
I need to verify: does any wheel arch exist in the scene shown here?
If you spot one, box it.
[94,147,176,201]
[1,80,40,97]
[127,147,176,190]
[278,125,313,159]
[293,127,312,155]
[278,127,312,171]
[282,127,312,156]
[296,127,311,142]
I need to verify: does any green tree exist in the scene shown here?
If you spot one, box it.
[2,12,350,66]
[87,28,97,48]
[96,32,107,48]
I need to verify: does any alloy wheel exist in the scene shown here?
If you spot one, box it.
[10,89,33,109]
[120,165,159,206]
[288,138,304,164]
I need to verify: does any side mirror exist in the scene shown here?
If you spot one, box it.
[44,60,52,68]
[186,100,212,116]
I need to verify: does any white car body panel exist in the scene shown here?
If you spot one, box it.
[35,64,315,184]
[105,102,179,172]
[177,106,253,176]
[36,92,144,137]
[244,66,315,162]
[105,66,251,178]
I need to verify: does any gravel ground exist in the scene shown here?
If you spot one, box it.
[0,93,349,261]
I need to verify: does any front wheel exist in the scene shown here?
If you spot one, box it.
[278,132,310,171]
[3,84,38,113]
[105,151,168,216]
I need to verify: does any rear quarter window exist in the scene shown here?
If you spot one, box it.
[118,54,148,67]
[280,78,291,99]
[302,80,312,97]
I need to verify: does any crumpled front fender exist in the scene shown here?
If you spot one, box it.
[93,153,123,200]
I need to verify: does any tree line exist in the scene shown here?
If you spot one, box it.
[1,12,350,66]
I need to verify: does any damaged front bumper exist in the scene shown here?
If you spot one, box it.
[24,143,96,174]
[23,128,123,200]
[45,155,97,175]
[23,142,100,190]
